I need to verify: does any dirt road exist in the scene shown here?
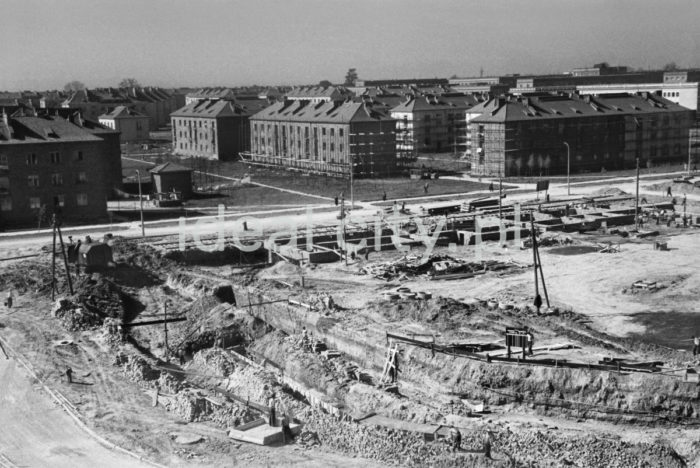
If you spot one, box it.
[0,357,149,468]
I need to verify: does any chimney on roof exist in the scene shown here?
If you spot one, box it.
[75,111,83,127]
[1,108,7,126]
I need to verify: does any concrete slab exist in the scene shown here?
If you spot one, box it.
[228,421,302,446]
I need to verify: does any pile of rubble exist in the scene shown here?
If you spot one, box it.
[51,297,104,331]
[171,389,212,422]
[522,233,574,248]
[363,254,523,281]
[190,347,238,378]
[492,428,684,468]
[210,402,256,428]
[299,409,484,467]
[72,274,125,320]
[117,353,160,384]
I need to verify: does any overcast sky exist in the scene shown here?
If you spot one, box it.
[2,0,699,90]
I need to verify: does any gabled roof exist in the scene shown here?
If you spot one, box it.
[390,93,479,113]
[250,99,395,124]
[470,92,692,124]
[285,86,351,100]
[150,162,192,174]
[98,106,149,120]
[170,99,250,118]
[0,112,116,144]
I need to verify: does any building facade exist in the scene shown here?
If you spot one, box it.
[390,93,481,160]
[0,109,122,228]
[243,99,397,177]
[99,106,151,142]
[171,99,267,161]
[467,92,695,177]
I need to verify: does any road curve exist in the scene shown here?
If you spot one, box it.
[0,358,149,468]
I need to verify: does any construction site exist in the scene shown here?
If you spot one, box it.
[2,173,700,467]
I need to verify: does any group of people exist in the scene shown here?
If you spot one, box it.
[267,392,294,444]
[447,427,492,458]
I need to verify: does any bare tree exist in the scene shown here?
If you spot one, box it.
[663,62,679,71]
[64,81,86,93]
[119,78,141,88]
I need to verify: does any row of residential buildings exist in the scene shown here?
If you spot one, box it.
[2,65,699,229]
[169,73,697,179]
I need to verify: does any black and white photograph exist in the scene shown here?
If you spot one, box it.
[1,0,699,466]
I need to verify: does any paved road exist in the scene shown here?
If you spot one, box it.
[0,358,148,468]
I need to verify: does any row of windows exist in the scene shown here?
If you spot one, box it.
[253,123,345,138]
[662,91,681,98]
[25,172,87,187]
[0,193,88,212]
[174,119,216,129]
[18,151,84,166]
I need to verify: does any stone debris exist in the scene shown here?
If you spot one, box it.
[170,432,204,445]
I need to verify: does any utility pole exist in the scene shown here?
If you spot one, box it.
[51,218,57,301]
[563,142,570,196]
[341,196,348,266]
[136,169,145,237]
[349,155,354,210]
[635,158,640,230]
[164,302,169,363]
[689,131,693,177]
[498,177,502,219]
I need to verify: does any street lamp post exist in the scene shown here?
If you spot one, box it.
[563,142,570,196]
[135,169,145,237]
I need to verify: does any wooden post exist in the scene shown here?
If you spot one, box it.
[56,223,73,295]
[635,158,640,230]
[51,217,57,301]
[164,302,169,363]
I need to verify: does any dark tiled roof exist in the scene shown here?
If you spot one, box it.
[285,86,351,100]
[171,99,246,118]
[250,100,395,124]
[470,92,691,123]
[99,106,148,120]
[0,112,115,144]
[391,93,480,113]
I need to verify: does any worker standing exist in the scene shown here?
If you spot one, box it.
[281,412,293,444]
[65,367,73,384]
[483,431,492,459]
[267,393,276,426]
[526,329,534,356]
[448,426,461,452]
[5,291,12,309]
[693,336,699,356]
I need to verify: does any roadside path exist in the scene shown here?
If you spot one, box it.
[0,357,149,468]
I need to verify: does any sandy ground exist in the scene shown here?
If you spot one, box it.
[0,357,149,468]
[0,290,384,467]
